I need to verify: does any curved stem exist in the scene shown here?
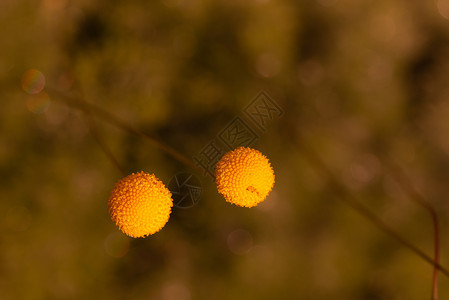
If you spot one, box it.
[51,86,447,289]
[382,162,439,300]
[48,87,199,171]
[293,133,449,279]
[87,115,126,177]
[69,85,127,177]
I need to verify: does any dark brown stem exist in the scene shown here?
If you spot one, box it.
[293,134,449,279]
[50,86,447,288]
[68,85,127,177]
[382,162,439,300]
[47,87,199,171]
[87,116,126,177]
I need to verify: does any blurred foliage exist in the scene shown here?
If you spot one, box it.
[2,0,449,299]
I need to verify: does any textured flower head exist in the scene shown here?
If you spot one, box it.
[215,147,275,207]
[108,171,173,238]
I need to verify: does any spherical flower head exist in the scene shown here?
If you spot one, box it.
[108,171,173,238]
[215,147,275,207]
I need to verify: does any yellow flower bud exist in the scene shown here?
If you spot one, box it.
[215,147,275,207]
[108,172,173,238]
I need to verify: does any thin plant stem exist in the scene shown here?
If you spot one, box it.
[50,86,448,287]
[69,85,127,177]
[382,161,439,300]
[293,134,449,279]
[47,87,199,171]
[87,116,126,177]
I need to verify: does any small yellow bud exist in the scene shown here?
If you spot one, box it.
[215,147,275,207]
[108,172,173,238]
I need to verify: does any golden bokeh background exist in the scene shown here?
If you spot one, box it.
[2,0,449,299]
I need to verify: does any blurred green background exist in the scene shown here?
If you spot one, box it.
[2,0,449,299]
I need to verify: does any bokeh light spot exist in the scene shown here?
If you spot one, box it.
[298,60,324,86]
[104,232,130,258]
[26,92,50,114]
[160,282,191,300]
[256,53,280,78]
[438,0,449,19]
[227,229,253,255]
[21,69,46,95]
[349,154,380,184]
[41,0,67,13]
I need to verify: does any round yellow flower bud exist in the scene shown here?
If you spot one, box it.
[215,147,275,207]
[108,172,173,238]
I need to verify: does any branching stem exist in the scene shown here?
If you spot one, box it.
[49,87,447,296]
[383,162,439,300]
[293,134,449,281]
[48,87,198,171]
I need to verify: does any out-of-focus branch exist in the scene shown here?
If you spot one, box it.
[381,161,440,300]
[292,129,449,280]
[47,86,199,171]
[87,115,126,177]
